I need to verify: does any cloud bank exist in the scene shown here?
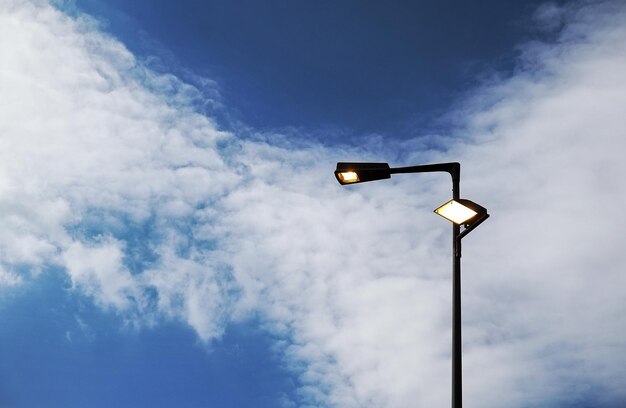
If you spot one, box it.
[1,0,625,407]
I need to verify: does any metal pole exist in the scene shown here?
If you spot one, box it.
[453,228,462,408]
[451,167,462,408]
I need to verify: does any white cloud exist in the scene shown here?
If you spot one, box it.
[0,0,236,331]
[62,238,135,310]
[0,265,22,286]
[1,1,625,407]
[141,245,233,341]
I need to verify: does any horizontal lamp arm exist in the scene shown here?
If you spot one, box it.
[335,162,460,200]
[390,162,459,177]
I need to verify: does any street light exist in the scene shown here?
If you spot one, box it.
[334,161,489,408]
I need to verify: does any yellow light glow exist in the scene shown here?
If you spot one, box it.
[435,200,478,224]
[338,171,359,183]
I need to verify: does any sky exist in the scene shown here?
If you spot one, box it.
[0,0,625,407]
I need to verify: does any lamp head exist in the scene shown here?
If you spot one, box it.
[335,162,391,185]
[434,199,488,226]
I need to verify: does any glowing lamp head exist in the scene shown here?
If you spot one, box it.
[337,171,360,184]
[434,199,487,225]
[334,162,391,185]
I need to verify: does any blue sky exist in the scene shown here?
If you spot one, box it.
[71,0,546,138]
[1,1,626,407]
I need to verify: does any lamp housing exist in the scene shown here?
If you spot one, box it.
[434,199,488,226]
[335,162,391,185]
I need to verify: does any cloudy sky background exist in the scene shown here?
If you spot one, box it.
[1,0,625,407]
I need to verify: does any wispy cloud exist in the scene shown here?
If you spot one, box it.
[0,0,238,336]
[1,1,625,407]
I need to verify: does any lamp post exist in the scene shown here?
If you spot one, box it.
[334,161,488,408]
